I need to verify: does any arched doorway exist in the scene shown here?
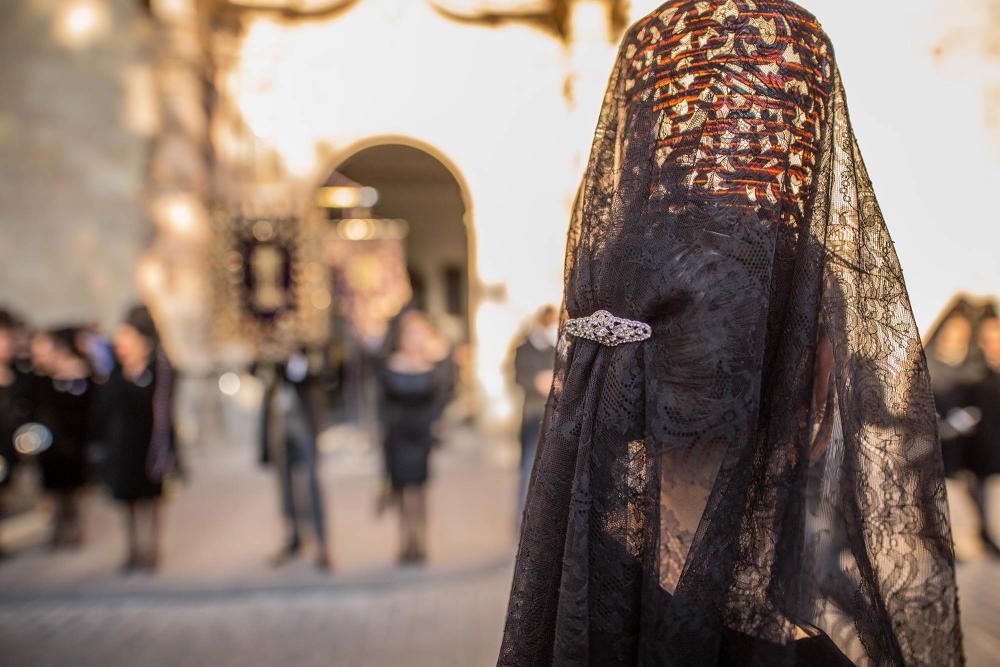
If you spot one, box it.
[333,143,472,346]
[315,141,475,427]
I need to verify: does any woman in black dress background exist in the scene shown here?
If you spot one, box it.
[378,310,454,564]
[101,306,178,572]
[926,298,1000,558]
[926,305,982,478]
[0,312,23,488]
[972,314,1000,555]
[31,327,94,548]
[0,310,32,543]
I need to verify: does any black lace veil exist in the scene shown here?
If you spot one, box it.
[498,2,963,665]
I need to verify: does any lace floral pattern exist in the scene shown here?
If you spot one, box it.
[498,1,964,665]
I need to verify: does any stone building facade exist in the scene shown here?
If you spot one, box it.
[0,0,153,327]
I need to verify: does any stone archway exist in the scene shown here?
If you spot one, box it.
[328,141,475,347]
[313,140,479,426]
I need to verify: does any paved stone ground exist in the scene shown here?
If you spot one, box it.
[0,435,518,667]
[0,568,512,667]
[0,439,998,667]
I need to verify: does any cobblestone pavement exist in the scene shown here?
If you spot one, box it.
[0,441,998,667]
[0,567,512,667]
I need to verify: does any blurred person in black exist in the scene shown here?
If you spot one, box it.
[926,304,982,479]
[0,310,33,543]
[1,312,23,481]
[926,297,1000,558]
[101,305,179,572]
[377,310,455,564]
[31,327,95,548]
[972,314,1000,556]
[373,300,418,516]
[511,305,557,522]
[256,349,332,571]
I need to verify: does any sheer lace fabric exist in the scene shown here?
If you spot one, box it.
[498,1,964,665]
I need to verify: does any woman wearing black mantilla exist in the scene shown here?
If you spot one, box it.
[498,1,964,665]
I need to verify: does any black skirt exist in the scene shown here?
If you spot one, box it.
[384,426,434,489]
[102,367,164,501]
[35,377,93,492]
[379,362,453,490]
[972,370,1000,476]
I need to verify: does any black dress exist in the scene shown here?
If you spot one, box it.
[379,359,454,490]
[102,363,174,502]
[927,356,982,476]
[0,384,14,486]
[0,368,32,488]
[972,367,1000,477]
[498,2,962,666]
[34,376,93,491]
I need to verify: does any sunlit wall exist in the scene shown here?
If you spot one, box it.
[0,0,153,327]
[209,0,618,422]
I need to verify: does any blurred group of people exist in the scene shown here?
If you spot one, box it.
[252,305,459,569]
[0,296,566,574]
[0,299,466,575]
[255,302,556,569]
[927,297,1000,559]
[0,305,179,571]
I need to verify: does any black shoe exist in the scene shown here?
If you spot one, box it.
[398,545,427,566]
[120,554,140,575]
[48,529,65,551]
[315,552,333,572]
[269,543,300,567]
[981,534,1000,559]
[138,551,159,573]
